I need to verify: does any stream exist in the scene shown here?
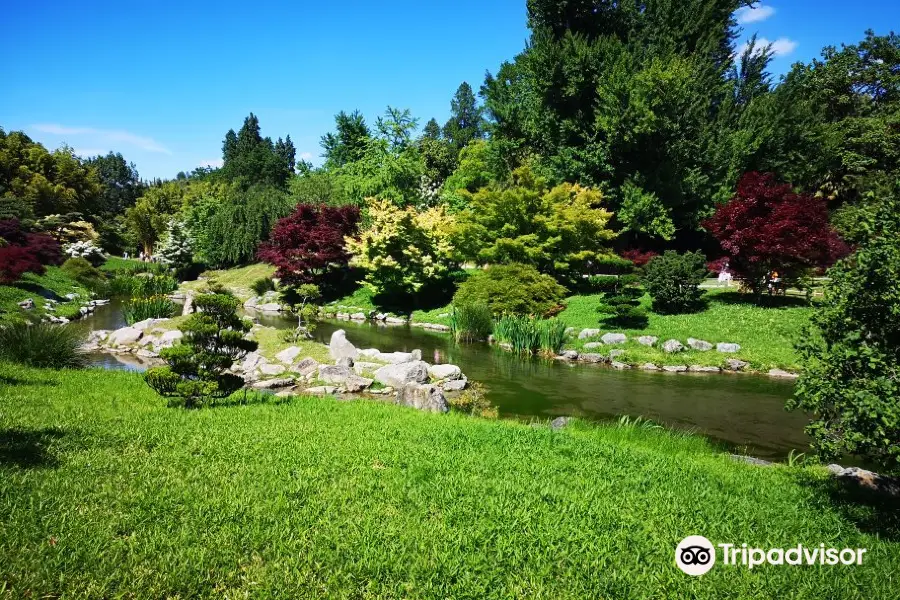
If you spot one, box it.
[79,303,807,461]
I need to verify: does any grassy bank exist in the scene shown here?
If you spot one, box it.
[557,289,811,371]
[0,267,92,325]
[178,263,276,301]
[1,363,897,598]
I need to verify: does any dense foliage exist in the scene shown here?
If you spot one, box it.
[257,204,360,290]
[346,198,456,302]
[704,172,848,297]
[0,322,86,368]
[455,168,615,284]
[596,274,648,329]
[453,264,567,317]
[788,190,900,473]
[643,251,707,314]
[144,291,257,407]
[0,219,63,283]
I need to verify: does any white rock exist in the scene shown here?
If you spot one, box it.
[662,339,685,353]
[637,336,658,347]
[350,312,367,321]
[240,352,266,372]
[108,327,143,346]
[318,365,352,384]
[385,316,406,324]
[768,369,799,379]
[429,364,462,381]
[252,378,294,389]
[687,338,713,351]
[716,343,741,353]
[602,333,627,345]
[578,328,601,340]
[291,357,319,377]
[375,361,430,388]
[662,365,688,373]
[441,378,468,392]
[158,330,183,347]
[395,383,448,413]
[374,351,415,364]
[359,348,381,358]
[275,346,303,364]
[304,386,337,394]
[259,364,286,376]
[583,342,603,349]
[257,303,282,312]
[329,329,359,361]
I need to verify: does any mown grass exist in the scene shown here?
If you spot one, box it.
[178,263,276,301]
[249,325,332,364]
[326,285,377,313]
[0,267,92,325]
[99,256,157,273]
[557,289,812,371]
[1,362,898,598]
[411,302,453,325]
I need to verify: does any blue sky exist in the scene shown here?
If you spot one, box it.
[2,1,897,180]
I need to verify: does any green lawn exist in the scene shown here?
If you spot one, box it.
[1,363,897,598]
[0,267,92,325]
[557,289,812,371]
[179,263,276,301]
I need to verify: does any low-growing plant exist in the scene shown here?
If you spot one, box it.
[144,291,257,408]
[453,264,567,318]
[122,296,177,325]
[493,315,567,354]
[110,274,177,299]
[447,382,498,418]
[60,257,106,292]
[251,277,277,296]
[450,303,493,342]
[596,274,648,328]
[643,251,708,314]
[0,322,87,368]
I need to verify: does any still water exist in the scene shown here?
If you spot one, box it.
[82,304,806,460]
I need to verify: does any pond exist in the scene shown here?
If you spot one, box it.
[81,304,807,461]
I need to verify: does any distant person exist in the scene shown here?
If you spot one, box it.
[718,262,732,287]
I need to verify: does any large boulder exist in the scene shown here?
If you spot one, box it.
[353,361,383,375]
[343,375,373,393]
[583,342,603,349]
[374,351,416,364]
[579,353,607,364]
[329,329,359,362]
[275,346,303,364]
[239,352,266,373]
[291,357,319,377]
[375,361,430,388]
[157,330,183,348]
[578,328,601,340]
[687,338,713,351]
[602,333,627,345]
[131,318,168,331]
[725,358,750,372]
[396,383,448,413]
[252,378,295,389]
[637,336,658,347]
[441,378,468,392]
[428,364,462,381]
[350,312,367,321]
[257,302,283,313]
[716,342,741,353]
[662,339,685,353]
[318,365,352,384]
[107,327,143,347]
[259,364,286,376]
[358,348,381,358]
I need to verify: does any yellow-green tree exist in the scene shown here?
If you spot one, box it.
[454,167,616,284]
[345,198,457,302]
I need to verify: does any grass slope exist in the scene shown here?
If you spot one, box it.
[179,264,276,301]
[557,289,812,371]
[1,363,897,598]
[0,267,91,325]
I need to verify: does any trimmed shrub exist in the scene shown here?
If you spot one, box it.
[450,303,493,342]
[250,277,277,296]
[596,274,648,328]
[593,255,636,275]
[643,251,708,314]
[453,264,567,318]
[0,323,86,368]
[145,291,258,408]
[60,257,105,292]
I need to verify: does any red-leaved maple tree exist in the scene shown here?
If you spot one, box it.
[257,204,360,288]
[0,219,63,284]
[703,172,848,296]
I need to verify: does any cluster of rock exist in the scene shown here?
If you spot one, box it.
[82,318,183,358]
[320,308,410,326]
[240,330,468,414]
[243,291,288,313]
[17,294,109,324]
[553,330,798,377]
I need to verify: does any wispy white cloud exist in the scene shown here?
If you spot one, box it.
[298,151,314,161]
[31,123,172,154]
[745,36,798,57]
[199,158,224,169]
[736,4,776,24]
[72,148,107,158]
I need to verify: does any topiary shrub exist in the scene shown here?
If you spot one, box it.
[596,274,648,328]
[643,251,708,314]
[0,322,86,369]
[144,291,257,408]
[453,263,567,317]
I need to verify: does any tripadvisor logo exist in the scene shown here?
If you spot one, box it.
[675,536,867,576]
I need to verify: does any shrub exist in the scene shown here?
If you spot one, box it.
[620,249,658,268]
[453,264,567,318]
[787,191,900,473]
[257,204,360,291]
[63,240,106,266]
[596,275,648,328]
[0,219,63,283]
[60,257,105,292]
[144,291,257,408]
[704,172,848,298]
[450,303,493,342]
[156,219,195,276]
[122,296,177,324]
[454,167,616,283]
[447,382,498,418]
[593,255,636,275]
[346,198,457,304]
[0,322,86,368]
[493,315,567,354]
[643,251,708,314]
[250,277,277,296]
